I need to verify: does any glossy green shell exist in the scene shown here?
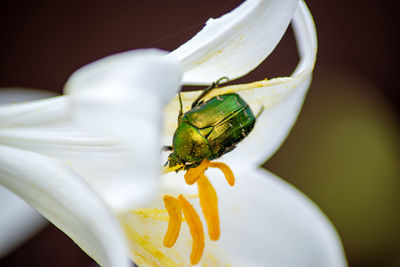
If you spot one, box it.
[169,93,255,169]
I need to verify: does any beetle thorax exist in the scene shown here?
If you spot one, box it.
[171,122,213,166]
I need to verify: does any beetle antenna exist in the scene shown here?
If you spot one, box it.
[191,76,229,108]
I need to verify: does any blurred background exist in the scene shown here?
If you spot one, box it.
[0,0,398,266]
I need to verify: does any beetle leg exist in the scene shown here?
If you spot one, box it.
[215,76,229,85]
[177,91,184,124]
[223,144,236,154]
[191,76,229,108]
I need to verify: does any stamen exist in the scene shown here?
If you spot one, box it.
[184,160,210,185]
[178,195,205,265]
[163,195,182,248]
[208,161,235,186]
[197,174,220,241]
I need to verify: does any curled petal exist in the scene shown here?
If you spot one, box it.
[1,49,183,211]
[65,50,182,210]
[0,88,56,256]
[169,0,299,84]
[64,49,182,144]
[0,145,130,267]
[163,1,317,166]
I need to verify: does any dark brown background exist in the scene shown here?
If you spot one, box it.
[0,0,399,266]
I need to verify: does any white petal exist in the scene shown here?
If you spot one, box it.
[0,186,46,258]
[213,166,347,266]
[161,167,346,266]
[0,88,55,257]
[62,49,182,210]
[1,50,183,211]
[227,1,317,165]
[163,1,317,166]
[292,0,318,76]
[0,124,153,211]
[123,166,346,266]
[0,94,69,127]
[0,145,130,267]
[64,49,182,143]
[0,100,164,211]
[169,0,299,84]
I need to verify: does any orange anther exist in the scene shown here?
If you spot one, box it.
[178,195,205,265]
[163,195,182,248]
[197,174,220,241]
[208,161,235,186]
[184,160,210,185]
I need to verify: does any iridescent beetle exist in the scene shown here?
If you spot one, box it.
[164,77,259,171]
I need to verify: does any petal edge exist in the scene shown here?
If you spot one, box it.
[0,145,130,267]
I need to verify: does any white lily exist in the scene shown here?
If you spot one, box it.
[0,0,347,266]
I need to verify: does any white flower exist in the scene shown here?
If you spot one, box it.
[0,0,347,266]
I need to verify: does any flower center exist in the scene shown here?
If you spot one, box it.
[163,159,235,265]
[129,160,234,265]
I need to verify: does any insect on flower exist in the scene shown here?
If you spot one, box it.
[161,77,262,264]
[0,0,347,266]
[164,77,261,172]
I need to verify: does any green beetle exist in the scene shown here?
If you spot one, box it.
[165,78,257,171]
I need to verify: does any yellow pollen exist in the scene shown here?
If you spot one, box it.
[178,194,205,265]
[208,161,235,186]
[130,208,171,222]
[163,195,182,248]
[159,160,235,264]
[184,160,210,185]
[131,208,167,215]
[184,159,235,186]
[197,174,220,241]
[122,223,179,267]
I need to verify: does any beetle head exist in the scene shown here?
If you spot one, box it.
[167,152,185,172]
